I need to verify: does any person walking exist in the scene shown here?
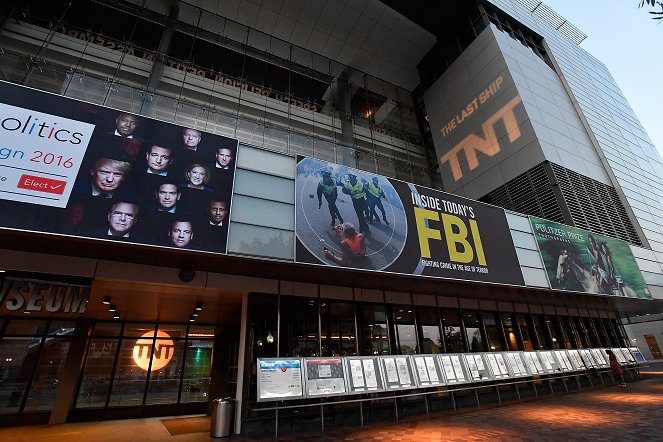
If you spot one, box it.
[606,349,626,386]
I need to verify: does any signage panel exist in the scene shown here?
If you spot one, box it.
[0,102,95,207]
[346,357,384,394]
[0,81,237,254]
[411,355,445,387]
[504,352,529,377]
[629,347,646,364]
[529,216,650,299]
[521,351,545,375]
[380,356,416,390]
[439,354,471,385]
[257,358,304,402]
[463,353,493,382]
[295,156,524,286]
[303,358,346,397]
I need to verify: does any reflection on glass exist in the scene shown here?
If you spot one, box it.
[421,326,442,353]
[396,324,417,355]
[361,324,389,355]
[76,338,119,408]
[322,301,356,357]
[108,339,150,407]
[4,318,47,336]
[180,340,213,403]
[146,340,184,405]
[463,311,484,352]
[441,308,465,353]
[484,312,504,351]
[24,339,71,412]
[0,336,42,414]
[516,314,535,350]
[418,307,442,354]
[501,313,519,351]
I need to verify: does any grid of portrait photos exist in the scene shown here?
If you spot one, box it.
[59,108,237,253]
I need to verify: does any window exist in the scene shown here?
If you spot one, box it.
[440,308,465,352]
[463,310,485,352]
[483,312,505,351]
[417,307,442,354]
[392,306,417,355]
[359,303,389,356]
[321,301,356,357]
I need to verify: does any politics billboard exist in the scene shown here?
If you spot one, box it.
[295,156,524,285]
[529,216,650,299]
[0,80,236,253]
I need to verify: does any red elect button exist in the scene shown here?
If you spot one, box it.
[17,175,67,195]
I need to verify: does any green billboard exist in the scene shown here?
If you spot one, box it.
[529,216,650,299]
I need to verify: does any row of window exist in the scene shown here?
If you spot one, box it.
[249,294,625,361]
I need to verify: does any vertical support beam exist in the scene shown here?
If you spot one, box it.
[139,0,179,116]
[233,292,249,435]
[49,319,93,424]
[333,70,356,167]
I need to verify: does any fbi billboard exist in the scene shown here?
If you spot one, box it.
[0,80,236,253]
[295,156,525,286]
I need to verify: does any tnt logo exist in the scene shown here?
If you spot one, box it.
[133,330,175,371]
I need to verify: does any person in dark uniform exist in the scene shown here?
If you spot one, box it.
[317,170,343,227]
[366,176,389,225]
[342,172,369,233]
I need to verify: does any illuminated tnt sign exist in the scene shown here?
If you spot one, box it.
[132,330,175,371]
[439,95,523,181]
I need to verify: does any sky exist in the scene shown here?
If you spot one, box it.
[543,1,663,157]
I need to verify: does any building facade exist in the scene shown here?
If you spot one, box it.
[0,0,661,434]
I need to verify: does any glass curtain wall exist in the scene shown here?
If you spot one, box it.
[75,321,214,409]
[0,0,432,186]
[0,318,74,415]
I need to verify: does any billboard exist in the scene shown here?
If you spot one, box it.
[295,157,524,286]
[529,216,650,299]
[0,81,237,254]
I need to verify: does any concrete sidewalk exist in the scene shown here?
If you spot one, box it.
[2,362,662,441]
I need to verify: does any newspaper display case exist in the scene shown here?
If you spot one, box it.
[566,350,587,370]
[303,358,347,398]
[484,352,511,379]
[590,349,609,368]
[463,353,494,382]
[345,356,385,394]
[537,351,560,373]
[578,349,598,368]
[611,348,628,364]
[438,354,472,385]
[629,347,646,364]
[411,354,446,387]
[553,350,574,372]
[521,351,545,375]
[379,356,417,390]
[504,352,531,377]
[257,358,305,402]
[620,348,636,364]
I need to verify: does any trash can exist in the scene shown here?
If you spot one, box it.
[210,397,236,438]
